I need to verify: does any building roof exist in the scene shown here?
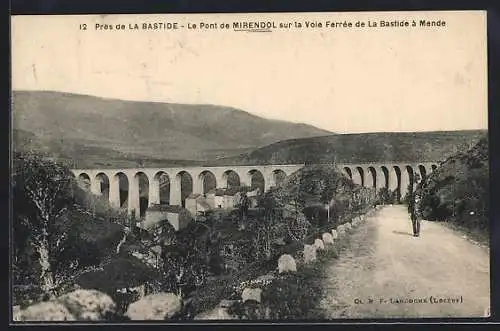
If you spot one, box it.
[223,187,241,196]
[205,186,257,197]
[214,188,226,196]
[147,204,169,212]
[197,200,212,211]
[187,193,202,199]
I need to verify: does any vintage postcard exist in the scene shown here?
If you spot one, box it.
[10,10,489,322]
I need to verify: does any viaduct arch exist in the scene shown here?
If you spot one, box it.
[338,161,439,202]
[72,164,304,218]
[72,161,438,218]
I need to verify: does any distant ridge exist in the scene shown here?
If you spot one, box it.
[12,90,333,167]
[12,90,486,168]
[210,130,488,166]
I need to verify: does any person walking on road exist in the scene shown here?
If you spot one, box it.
[410,192,422,237]
[408,175,422,237]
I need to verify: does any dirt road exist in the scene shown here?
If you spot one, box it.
[319,205,490,319]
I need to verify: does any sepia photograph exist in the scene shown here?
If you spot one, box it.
[10,10,489,322]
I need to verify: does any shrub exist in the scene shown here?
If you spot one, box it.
[75,255,159,315]
[417,137,489,238]
[234,273,276,297]
[12,284,44,308]
[255,270,323,320]
[377,187,395,205]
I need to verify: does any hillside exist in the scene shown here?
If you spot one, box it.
[12,91,487,168]
[12,90,332,167]
[213,130,488,165]
[417,137,489,242]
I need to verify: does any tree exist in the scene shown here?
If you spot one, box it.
[377,187,392,205]
[319,171,346,224]
[273,174,306,221]
[283,208,310,242]
[158,222,212,298]
[13,152,76,295]
[251,191,288,261]
[402,183,414,206]
[237,192,250,230]
[12,152,126,298]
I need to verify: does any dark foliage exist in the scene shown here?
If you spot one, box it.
[13,152,378,319]
[377,187,399,205]
[417,137,489,236]
[227,259,329,320]
[12,151,132,304]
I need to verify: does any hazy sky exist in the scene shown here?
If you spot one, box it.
[11,11,487,133]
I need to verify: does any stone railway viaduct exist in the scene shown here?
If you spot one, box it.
[72,161,438,218]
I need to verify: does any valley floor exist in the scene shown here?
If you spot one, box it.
[318,205,490,319]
